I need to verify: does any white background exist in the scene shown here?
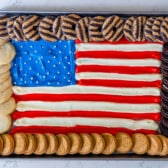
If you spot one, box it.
[0,0,168,167]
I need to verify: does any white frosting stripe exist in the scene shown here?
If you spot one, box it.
[76,72,162,81]
[13,86,161,96]
[16,101,161,113]
[76,58,161,67]
[13,117,158,131]
[76,43,163,52]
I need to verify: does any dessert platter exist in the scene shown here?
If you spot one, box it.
[0,11,168,158]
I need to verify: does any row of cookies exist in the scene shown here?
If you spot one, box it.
[1,14,168,42]
[0,132,168,156]
[0,39,16,134]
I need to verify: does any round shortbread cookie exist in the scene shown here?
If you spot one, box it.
[62,14,81,40]
[0,77,11,92]
[0,64,11,74]
[89,16,105,42]
[22,15,41,41]
[157,135,168,156]
[0,15,9,40]
[24,134,36,155]
[1,134,14,156]
[0,72,10,83]
[102,15,124,42]
[0,43,16,65]
[0,136,4,154]
[0,86,13,104]
[0,115,11,134]
[161,17,168,42]
[0,39,9,46]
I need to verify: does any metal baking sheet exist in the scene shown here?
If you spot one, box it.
[0,10,167,160]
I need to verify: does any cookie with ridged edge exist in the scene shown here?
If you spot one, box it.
[161,17,168,42]
[76,17,92,43]
[0,15,9,40]
[0,115,11,134]
[24,134,36,155]
[160,121,168,137]
[102,15,124,42]
[157,135,168,156]
[0,77,12,92]
[13,16,27,41]
[0,64,11,74]
[132,16,146,42]
[22,15,41,41]
[39,16,57,42]
[62,14,81,40]
[0,86,13,104]
[7,16,19,41]
[52,16,66,40]
[0,136,4,154]
[144,17,156,42]
[88,16,105,42]
[152,17,164,42]
[123,16,136,42]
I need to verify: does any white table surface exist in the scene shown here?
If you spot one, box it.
[0,0,168,167]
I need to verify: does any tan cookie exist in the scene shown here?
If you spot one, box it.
[0,15,9,40]
[34,134,48,155]
[89,16,105,42]
[91,133,105,155]
[0,39,8,46]
[1,134,14,156]
[0,77,12,92]
[14,133,28,155]
[132,133,150,155]
[0,43,16,65]
[79,133,94,155]
[0,64,11,74]
[56,134,71,156]
[161,17,168,42]
[102,15,124,42]
[45,133,58,154]
[67,133,82,155]
[102,133,117,155]
[115,132,133,154]
[62,14,81,40]
[0,86,13,104]
[147,134,162,155]
[0,136,4,154]
[157,135,168,156]
[0,72,10,83]
[0,115,11,134]
[24,134,36,155]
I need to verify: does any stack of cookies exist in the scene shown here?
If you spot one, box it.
[0,39,16,134]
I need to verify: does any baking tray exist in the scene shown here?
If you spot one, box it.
[0,10,167,160]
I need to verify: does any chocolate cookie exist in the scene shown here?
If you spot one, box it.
[76,17,91,42]
[123,16,136,42]
[22,15,41,41]
[161,17,168,42]
[0,15,9,40]
[39,16,57,42]
[102,15,124,42]
[152,17,164,42]
[132,16,146,42]
[144,17,156,42]
[62,14,81,40]
[88,16,105,42]
[160,120,168,137]
[52,16,66,40]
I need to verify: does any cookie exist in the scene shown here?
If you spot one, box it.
[56,134,71,156]
[0,72,10,83]
[102,133,117,155]
[157,135,168,156]
[79,133,94,155]
[67,133,82,155]
[89,16,105,42]
[0,64,11,74]
[147,134,162,155]
[1,134,14,156]
[0,39,8,46]
[123,16,136,42]
[0,115,11,134]
[13,16,27,41]
[34,134,48,155]
[144,17,156,42]
[132,133,150,155]
[0,86,13,104]
[62,14,81,40]
[91,133,105,155]
[102,15,124,42]
[115,132,133,154]
[39,16,57,42]
[0,42,16,65]
[152,17,164,42]
[24,134,36,155]
[22,15,41,41]
[160,121,168,137]
[132,16,146,42]
[161,17,168,42]
[0,136,4,154]
[7,16,19,41]
[14,133,28,155]
[0,15,9,40]
[76,17,92,42]
[0,77,11,92]
[45,133,58,154]
[52,16,66,40]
